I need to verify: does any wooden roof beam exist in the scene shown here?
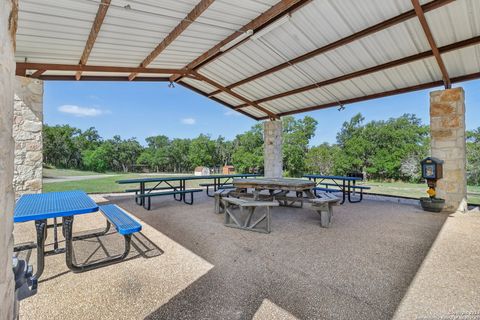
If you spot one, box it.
[170,0,312,83]
[128,0,215,81]
[208,0,454,95]
[76,0,111,80]
[18,62,188,75]
[189,72,278,119]
[256,71,480,119]
[37,75,171,82]
[233,35,480,109]
[411,0,451,88]
[177,81,259,120]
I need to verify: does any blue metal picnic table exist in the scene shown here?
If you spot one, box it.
[14,190,102,280]
[303,175,364,204]
[116,174,260,208]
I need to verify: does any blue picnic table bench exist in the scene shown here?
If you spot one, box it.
[303,174,370,204]
[14,190,142,281]
[116,174,259,210]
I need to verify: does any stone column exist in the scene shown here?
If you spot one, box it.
[430,87,467,213]
[264,120,283,178]
[13,77,43,198]
[0,0,18,319]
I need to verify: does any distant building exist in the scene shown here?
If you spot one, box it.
[222,165,235,174]
[194,166,210,176]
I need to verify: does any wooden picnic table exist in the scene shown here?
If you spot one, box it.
[230,177,339,229]
[232,177,317,208]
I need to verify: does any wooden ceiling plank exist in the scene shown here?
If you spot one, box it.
[170,0,312,83]
[234,35,480,109]
[211,0,453,93]
[128,0,215,81]
[76,0,111,80]
[411,0,451,88]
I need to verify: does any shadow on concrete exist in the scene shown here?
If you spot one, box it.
[108,193,448,320]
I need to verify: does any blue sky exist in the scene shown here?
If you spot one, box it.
[44,79,480,146]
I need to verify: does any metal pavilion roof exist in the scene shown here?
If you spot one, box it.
[15,0,480,120]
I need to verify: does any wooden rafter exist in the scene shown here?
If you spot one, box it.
[18,63,188,76]
[256,72,480,119]
[208,0,454,96]
[170,0,312,83]
[31,69,46,78]
[234,35,480,109]
[76,0,111,80]
[36,75,171,82]
[411,0,451,88]
[190,71,278,119]
[128,0,215,81]
[178,81,259,120]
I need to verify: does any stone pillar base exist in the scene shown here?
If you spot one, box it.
[430,88,467,213]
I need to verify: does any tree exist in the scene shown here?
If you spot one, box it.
[333,113,429,180]
[82,145,109,172]
[467,128,480,185]
[232,124,264,173]
[169,138,191,172]
[305,143,339,174]
[43,124,82,168]
[107,136,143,172]
[282,116,318,176]
[188,134,215,168]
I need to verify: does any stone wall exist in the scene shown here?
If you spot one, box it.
[430,87,467,213]
[13,77,43,198]
[0,0,18,319]
[264,120,283,178]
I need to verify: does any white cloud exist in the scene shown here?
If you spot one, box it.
[224,110,240,117]
[58,105,108,117]
[181,117,196,125]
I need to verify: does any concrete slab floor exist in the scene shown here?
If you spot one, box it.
[14,193,446,320]
[393,208,480,320]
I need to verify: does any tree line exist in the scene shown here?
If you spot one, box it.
[43,113,480,185]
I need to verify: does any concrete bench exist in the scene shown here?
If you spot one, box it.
[309,192,340,228]
[222,197,279,233]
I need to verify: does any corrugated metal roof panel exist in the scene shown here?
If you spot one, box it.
[442,44,480,77]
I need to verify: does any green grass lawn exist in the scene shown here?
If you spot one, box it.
[367,181,480,205]
[42,169,480,205]
[43,173,233,194]
[43,168,104,177]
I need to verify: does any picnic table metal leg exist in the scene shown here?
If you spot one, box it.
[52,218,64,254]
[139,182,145,206]
[33,219,47,280]
[340,180,346,204]
[63,216,132,273]
[183,191,195,205]
[348,180,363,203]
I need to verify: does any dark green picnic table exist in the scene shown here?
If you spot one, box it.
[116,174,260,209]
